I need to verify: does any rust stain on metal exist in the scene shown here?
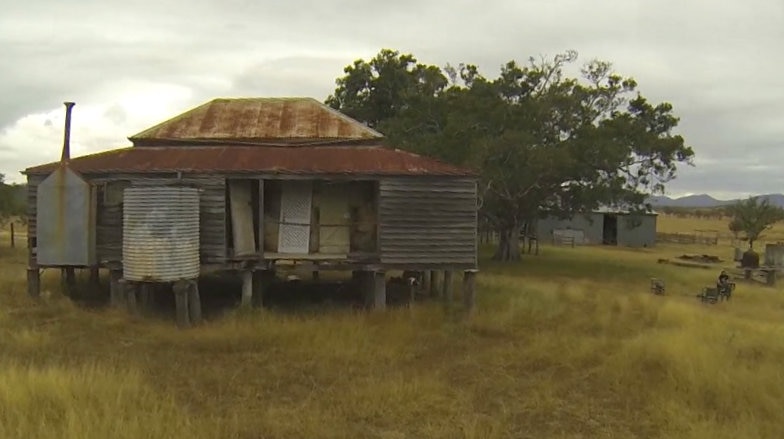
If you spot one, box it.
[129,97,384,146]
[25,145,477,177]
[55,102,76,255]
[61,102,75,162]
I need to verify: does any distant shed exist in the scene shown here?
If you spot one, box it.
[537,207,657,248]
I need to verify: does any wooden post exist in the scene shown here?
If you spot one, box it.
[27,267,40,298]
[429,270,440,298]
[188,280,202,324]
[252,270,266,308]
[10,222,14,248]
[463,269,478,315]
[173,280,190,328]
[373,270,386,310]
[361,271,374,308]
[241,270,253,308]
[88,265,101,296]
[422,270,432,292]
[62,267,76,298]
[109,270,123,307]
[139,283,153,311]
[89,266,100,286]
[442,270,453,305]
[766,269,777,286]
[117,279,128,309]
[126,282,139,316]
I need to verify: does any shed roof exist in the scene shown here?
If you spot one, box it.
[23,145,476,177]
[593,206,659,216]
[129,97,384,146]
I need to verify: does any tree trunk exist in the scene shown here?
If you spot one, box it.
[492,226,521,261]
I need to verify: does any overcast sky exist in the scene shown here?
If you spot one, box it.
[1,0,782,199]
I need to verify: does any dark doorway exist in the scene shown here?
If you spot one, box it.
[602,214,618,245]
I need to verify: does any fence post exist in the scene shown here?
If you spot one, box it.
[9,222,14,248]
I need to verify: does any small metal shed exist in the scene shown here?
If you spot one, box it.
[537,207,658,248]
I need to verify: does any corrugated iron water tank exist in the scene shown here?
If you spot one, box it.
[122,186,200,282]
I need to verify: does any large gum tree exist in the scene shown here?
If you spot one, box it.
[327,49,695,261]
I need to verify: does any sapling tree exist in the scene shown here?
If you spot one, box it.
[727,196,784,250]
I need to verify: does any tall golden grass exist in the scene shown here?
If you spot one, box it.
[1,219,783,438]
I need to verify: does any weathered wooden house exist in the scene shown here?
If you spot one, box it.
[23,98,479,324]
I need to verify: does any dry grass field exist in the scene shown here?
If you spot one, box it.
[657,213,784,246]
[2,216,784,438]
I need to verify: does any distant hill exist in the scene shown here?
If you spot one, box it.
[647,193,784,208]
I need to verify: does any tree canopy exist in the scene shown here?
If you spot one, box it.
[327,49,695,260]
[0,173,26,224]
[726,196,784,250]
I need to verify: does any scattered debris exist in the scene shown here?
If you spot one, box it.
[656,254,724,270]
[677,254,723,264]
[656,259,713,269]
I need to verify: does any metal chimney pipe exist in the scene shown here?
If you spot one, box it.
[61,101,76,162]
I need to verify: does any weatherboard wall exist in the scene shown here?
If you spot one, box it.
[25,174,46,265]
[27,172,481,269]
[27,173,227,266]
[378,177,478,268]
[89,174,227,265]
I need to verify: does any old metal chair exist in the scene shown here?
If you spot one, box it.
[698,286,720,304]
[650,278,665,295]
[718,282,736,301]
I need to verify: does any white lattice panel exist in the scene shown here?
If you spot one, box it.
[278,181,312,254]
[278,224,310,253]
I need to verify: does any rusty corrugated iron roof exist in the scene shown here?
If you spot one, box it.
[129,97,384,146]
[23,145,476,177]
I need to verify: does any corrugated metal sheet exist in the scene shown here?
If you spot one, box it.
[24,145,475,177]
[764,244,784,267]
[35,166,96,266]
[537,214,603,245]
[123,186,200,282]
[378,178,478,267]
[616,214,657,247]
[538,212,657,248]
[129,98,384,146]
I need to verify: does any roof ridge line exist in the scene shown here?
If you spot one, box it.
[128,97,384,143]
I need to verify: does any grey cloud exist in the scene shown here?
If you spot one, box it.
[667,163,784,198]
[103,105,128,125]
[229,56,353,99]
[1,0,783,195]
